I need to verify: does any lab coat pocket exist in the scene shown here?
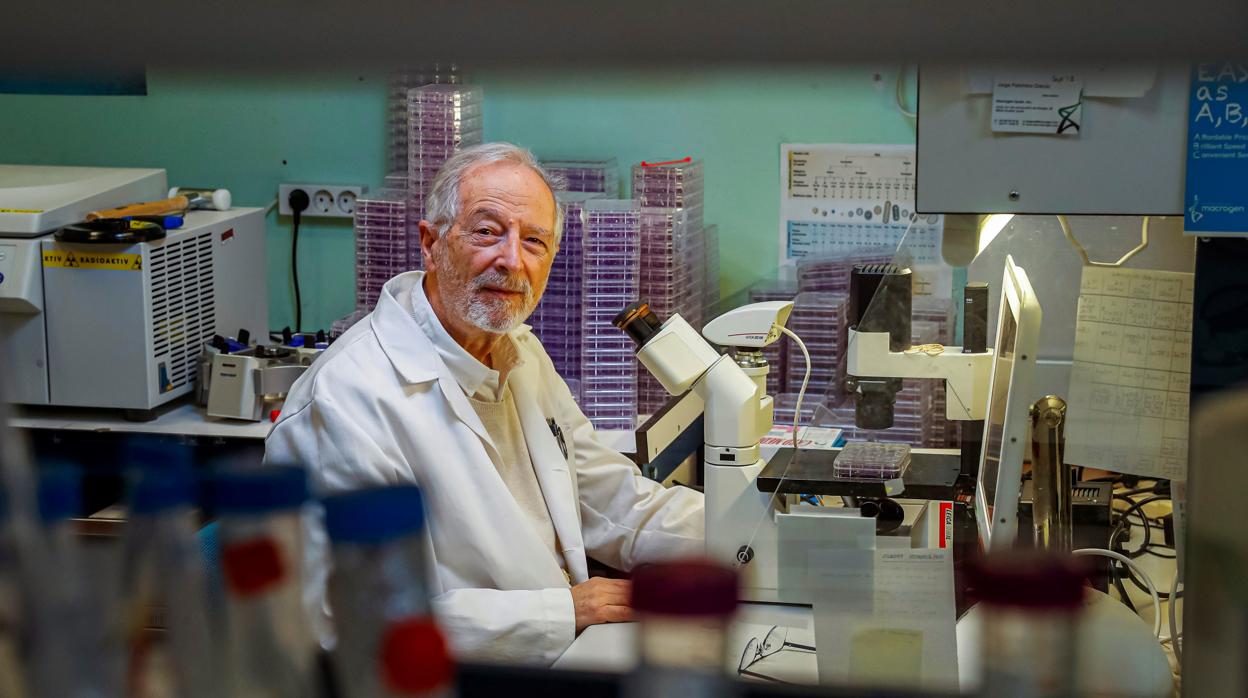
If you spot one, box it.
[559,421,581,513]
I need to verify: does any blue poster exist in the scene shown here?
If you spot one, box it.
[1184,63,1248,236]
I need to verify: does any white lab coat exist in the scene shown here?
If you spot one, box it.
[265,271,704,665]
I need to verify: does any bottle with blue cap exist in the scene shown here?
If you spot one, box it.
[0,484,32,697]
[206,462,319,697]
[323,484,453,698]
[116,441,220,698]
[26,463,121,698]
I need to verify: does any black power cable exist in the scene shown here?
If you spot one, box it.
[1109,494,1178,603]
[288,189,310,333]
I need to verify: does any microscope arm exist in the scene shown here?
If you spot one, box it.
[635,316,771,467]
[845,328,994,421]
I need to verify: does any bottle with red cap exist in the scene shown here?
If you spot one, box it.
[968,551,1089,697]
[323,484,453,698]
[625,558,740,698]
[207,463,319,697]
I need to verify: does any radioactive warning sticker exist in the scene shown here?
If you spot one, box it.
[42,250,142,271]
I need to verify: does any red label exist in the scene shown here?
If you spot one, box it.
[380,617,455,694]
[939,502,953,548]
[222,538,286,597]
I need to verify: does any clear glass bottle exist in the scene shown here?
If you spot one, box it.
[970,552,1087,698]
[0,485,31,697]
[324,484,453,698]
[208,464,318,698]
[625,559,739,698]
[118,461,220,697]
[28,464,118,698]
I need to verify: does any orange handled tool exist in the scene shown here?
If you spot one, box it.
[86,195,191,221]
[85,187,231,221]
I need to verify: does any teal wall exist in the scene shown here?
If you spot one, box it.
[0,66,915,330]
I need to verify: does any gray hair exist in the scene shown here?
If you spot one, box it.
[424,141,566,245]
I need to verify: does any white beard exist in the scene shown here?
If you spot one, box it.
[432,243,536,334]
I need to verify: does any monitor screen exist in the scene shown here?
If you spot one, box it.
[978,306,1017,533]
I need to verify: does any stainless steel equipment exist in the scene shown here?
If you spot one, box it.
[1029,395,1072,552]
[204,334,324,421]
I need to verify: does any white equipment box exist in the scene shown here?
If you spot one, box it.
[0,206,268,417]
[0,165,166,236]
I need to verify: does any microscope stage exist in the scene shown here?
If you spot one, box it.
[756,447,962,500]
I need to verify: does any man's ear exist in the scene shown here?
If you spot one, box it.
[418,219,439,272]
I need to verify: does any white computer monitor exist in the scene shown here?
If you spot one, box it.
[976,254,1042,550]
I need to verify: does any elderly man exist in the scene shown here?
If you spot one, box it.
[266,142,705,664]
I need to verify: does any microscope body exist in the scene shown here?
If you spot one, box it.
[844,264,993,426]
[615,292,976,602]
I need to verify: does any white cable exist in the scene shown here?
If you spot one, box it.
[1168,571,1182,663]
[1072,548,1162,638]
[732,326,812,568]
[779,326,811,452]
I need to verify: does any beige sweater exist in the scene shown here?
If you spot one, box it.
[467,385,566,572]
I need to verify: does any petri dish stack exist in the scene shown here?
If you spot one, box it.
[388,64,463,175]
[580,200,642,431]
[784,292,849,401]
[634,208,706,413]
[406,84,484,268]
[330,308,370,339]
[795,253,893,295]
[352,188,409,311]
[704,223,720,319]
[911,296,957,447]
[772,392,823,427]
[833,441,912,480]
[529,193,599,386]
[542,159,619,197]
[632,158,708,414]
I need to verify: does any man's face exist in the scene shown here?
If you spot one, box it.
[423,161,558,336]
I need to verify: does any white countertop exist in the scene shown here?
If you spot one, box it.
[10,400,273,439]
[8,400,638,453]
[554,602,818,684]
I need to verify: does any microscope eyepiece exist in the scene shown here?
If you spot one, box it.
[613,301,664,348]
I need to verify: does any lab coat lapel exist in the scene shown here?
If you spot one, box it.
[430,359,499,459]
[510,364,589,583]
[369,272,498,456]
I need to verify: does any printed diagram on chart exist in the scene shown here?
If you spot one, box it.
[779,143,948,294]
[787,148,915,211]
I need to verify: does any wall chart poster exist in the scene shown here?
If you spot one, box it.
[779,144,948,296]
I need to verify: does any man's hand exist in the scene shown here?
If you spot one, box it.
[571,577,633,634]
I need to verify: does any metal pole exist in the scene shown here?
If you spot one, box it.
[1029,396,1071,552]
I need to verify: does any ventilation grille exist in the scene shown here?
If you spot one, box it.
[1073,485,1104,502]
[150,233,216,392]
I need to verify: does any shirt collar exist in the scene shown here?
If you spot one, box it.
[410,277,523,398]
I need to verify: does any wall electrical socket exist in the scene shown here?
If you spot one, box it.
[278,183,365,218]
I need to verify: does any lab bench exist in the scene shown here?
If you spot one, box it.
[6,398,638,515]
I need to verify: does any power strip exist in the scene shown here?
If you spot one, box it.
[278,183,365,218]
